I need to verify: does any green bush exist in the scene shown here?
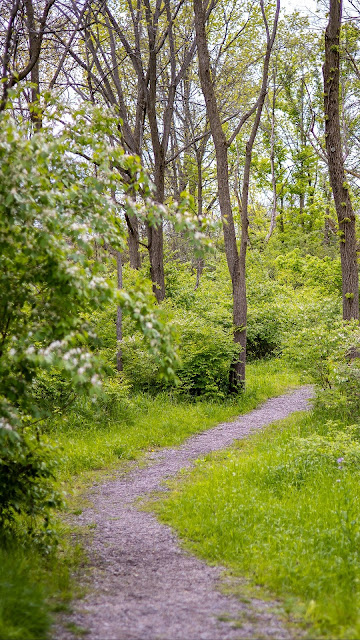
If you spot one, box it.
[284,319,360,418]
[121,309,239,397]
[274,248,342,295]
[173,311,239,397]
[0,424,62,546]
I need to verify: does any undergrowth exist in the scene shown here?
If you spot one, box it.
[50,359,301,482]
[0,529,84,640]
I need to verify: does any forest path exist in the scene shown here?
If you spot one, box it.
[55,386,313,640]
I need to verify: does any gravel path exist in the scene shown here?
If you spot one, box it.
[55,386,313,640]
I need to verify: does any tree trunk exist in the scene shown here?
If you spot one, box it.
[146,221,165,302]
[125,212,141,269]
[116,251,123,372]
[145,155,166,302]
[25,0,42,130]
[193,0,244,389]
[323,0,359,320]
[194,150,205,290]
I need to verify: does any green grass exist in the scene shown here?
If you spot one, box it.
[154,410,360,639]
[48,359,301,482]
[0,547,51,640]
[0,533,84,640]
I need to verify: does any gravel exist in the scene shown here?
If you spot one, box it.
[54,385,313,640]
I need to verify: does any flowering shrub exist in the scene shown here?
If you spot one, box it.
[0,105,184,537]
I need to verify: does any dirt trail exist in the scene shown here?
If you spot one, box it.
[55,386,313,640]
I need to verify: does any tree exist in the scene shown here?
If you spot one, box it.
[0,0,56,114]
[323,0,359,320]
[193,0,280,389]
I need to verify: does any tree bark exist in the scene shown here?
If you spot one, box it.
[25,0,42,130]
[146,221,165,302]
[126,214,141,270]
[323,0,359,320]
[193,0,244,389]
[116,251,123,372]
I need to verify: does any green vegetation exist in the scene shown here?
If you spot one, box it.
[0,537,83,640]
[155,411,360,638]
[155,323,360,639]
[0,359,300,640]
[51,359,301,481]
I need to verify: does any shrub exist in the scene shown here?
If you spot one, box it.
[0,422,62,547]
[0,105,181,538]
[284,320,360,418]
[173,311,239,398]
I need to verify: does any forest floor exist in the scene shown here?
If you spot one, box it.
[54,386,313,640]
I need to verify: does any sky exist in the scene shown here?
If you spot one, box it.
[285,0,318,12]
[281,0,317,14]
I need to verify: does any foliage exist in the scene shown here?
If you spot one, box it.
[0,536,82,640]
[171,310,239,398]
[284,320,360,418]
[273,249,342,295]
[0,425,62,546]
[0,105,180,537]
[0,547,52,640]
[0,2,358,636]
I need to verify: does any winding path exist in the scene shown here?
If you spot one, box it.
[56,386,313,640]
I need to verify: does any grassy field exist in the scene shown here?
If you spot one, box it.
[155,409,360,639]
[1,359,301,640]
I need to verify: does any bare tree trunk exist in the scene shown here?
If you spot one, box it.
[125,209,141,270]
[25,0,42,129]
[323,0,359,320]
[127,216,141,270]
[193,0,243,389]
[146,221,165,302]
[195,150,204,290]
[194,0,279,390]
[116,251,123,372]
[279,195,284,234]
[323,185,332,246]
[146,153,166,302]
[265,73,277,243]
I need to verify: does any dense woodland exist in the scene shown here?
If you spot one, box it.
[3,0,360,638]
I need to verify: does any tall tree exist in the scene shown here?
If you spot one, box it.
[323,0,359,320]
[193,0,280,389]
